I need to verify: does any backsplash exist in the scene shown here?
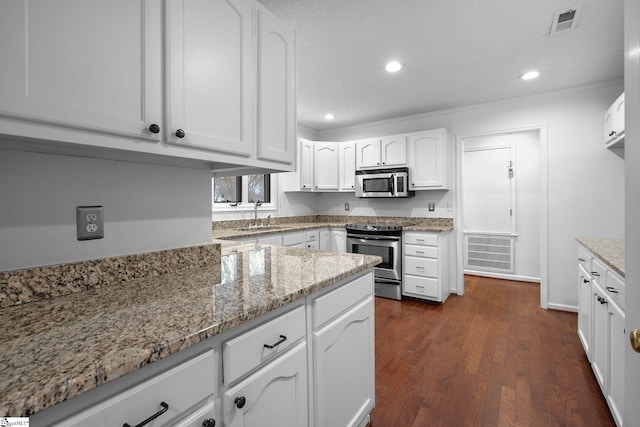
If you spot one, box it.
[0,244,221,308]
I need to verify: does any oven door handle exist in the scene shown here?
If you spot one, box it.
[347,236,400,242]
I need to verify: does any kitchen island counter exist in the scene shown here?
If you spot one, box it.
[0,240,381,417]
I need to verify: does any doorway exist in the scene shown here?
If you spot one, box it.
[455,126,549,308]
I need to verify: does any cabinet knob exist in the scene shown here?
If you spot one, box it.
[148,124,160,134]
[202,419,216,427]
[234,396,246,409]
[175,129,186,138]
[583,278,589,284]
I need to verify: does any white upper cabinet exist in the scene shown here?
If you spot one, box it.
[604,92,625,148]
[356,137,407,169]
[256,4,296,165]
[0,0,162,141]
[299,139,314,190]
[0,0,296,173]
[166,0,253,156]
[339,142,356,191]
[380,135,407,166]
[408,129,449,190]
[313,143,339,190]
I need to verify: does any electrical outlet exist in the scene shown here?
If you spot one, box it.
[345,202,350,211]
[447,202,454,212]
[77,206,104,240]
[428,202,435,212]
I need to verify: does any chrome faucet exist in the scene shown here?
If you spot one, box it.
[253,200,262,223]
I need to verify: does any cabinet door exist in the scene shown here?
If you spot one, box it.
[356,138,381,169]
[578,264,593,358]
[614,93,625,137]
[256,5,296,166]
[380,136,407,166]
[300,139,314,190]
[591,283,609,390]
[339,142,356,191]
[0,0,162,141]
[314,143,339,190]
[313,297,374,427]
[408,129,447,189]
[607,301,625,427]
[604,104,616,144]
[332,230,347,253]
[166,0,253,156]
[319,230,331,251]
[223,343,308,427]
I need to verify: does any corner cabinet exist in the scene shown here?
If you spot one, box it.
[0,0,296,173]
[576,244,626,427]
[314,143,340,191]
[285,140,356,193]
[604,92,625,148]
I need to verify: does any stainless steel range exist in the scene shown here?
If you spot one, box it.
[345,224,402,300]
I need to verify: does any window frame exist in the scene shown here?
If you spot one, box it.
[212,174,278,213]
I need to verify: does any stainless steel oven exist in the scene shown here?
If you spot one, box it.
[346,224,402,300]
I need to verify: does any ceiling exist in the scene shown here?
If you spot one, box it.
[259,0,624,132]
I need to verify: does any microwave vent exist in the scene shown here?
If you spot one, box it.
[549,7,581,35]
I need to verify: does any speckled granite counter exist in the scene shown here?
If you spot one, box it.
[576,237,625,277]
[0,241,381,416]
[213,215,454,240]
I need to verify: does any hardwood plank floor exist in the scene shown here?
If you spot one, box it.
[369,275,615,427]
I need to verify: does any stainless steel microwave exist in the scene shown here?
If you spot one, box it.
[355,167,415,198]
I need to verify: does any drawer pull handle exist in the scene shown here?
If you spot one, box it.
[416,251,425,254]
[123,401,168,427]
[416,266,425,270]
[591,272,600,277]
[416,239,425,242]
[235,396,247,409]
[264,335,287,349]
[606,286,619,294]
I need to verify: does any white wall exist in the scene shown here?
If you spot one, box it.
[0,149,213,271]
[317,82,625,309]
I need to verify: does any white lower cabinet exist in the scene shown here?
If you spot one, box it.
[577,243,625,427]
[223,342,308,427]
[311,281,374,427]
[319,228,347,253]
[402,231,451,302]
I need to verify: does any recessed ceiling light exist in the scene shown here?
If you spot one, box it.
[385,61,403,73]
[520,70,540,80]
[324,113,335,120]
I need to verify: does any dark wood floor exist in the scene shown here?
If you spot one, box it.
[369,275,615,427]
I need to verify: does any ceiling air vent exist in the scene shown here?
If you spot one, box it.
[549,6,582,35]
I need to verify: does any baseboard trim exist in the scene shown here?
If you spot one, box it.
[464,270,541,283]
[547,302,578,313]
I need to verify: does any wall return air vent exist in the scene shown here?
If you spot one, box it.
[549,6,582,35]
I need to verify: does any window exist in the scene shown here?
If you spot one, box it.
[213,174,275,209]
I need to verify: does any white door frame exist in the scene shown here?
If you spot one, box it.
[455,124,549,309]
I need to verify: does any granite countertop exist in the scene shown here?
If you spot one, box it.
[0,241,381,417]
[213,214,454,240]
[576,237,625,277]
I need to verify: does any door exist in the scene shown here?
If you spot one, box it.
[166,0,253,155]
[223,343,308,427]
[299,140,314,190]
[313,298,374,427]
[356,138,381,169]
[256,5,296,165]
[463,145,515,234]
[0,0,162,141]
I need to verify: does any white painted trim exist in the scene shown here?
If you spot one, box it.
[547,303,578,313]
[464,270,540,283]
[456,124,549,309]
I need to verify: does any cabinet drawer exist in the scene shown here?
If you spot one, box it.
[578,246,592,272]
[404,244,438,258]
[591,258,608,286]
[223,305,306,385]
[305,229,319,242]
[313,273,373,328]
[282,231,304,246]
[403,275,439,298]
[404,233,438,246]
[59,351,216,427]
[405,256,438,278]
[605,271,625,311]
